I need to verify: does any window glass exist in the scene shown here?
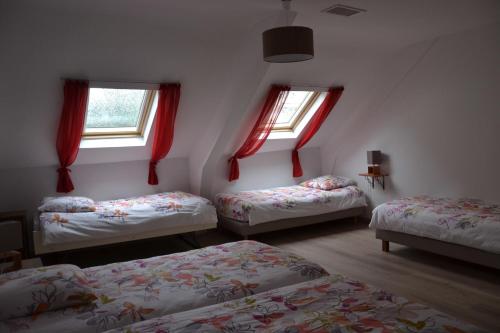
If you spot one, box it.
[275,91,313,126]
[268,89,326,139]
[85,88,146,129]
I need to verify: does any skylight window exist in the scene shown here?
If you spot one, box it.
[268,89,326,139]
[80,86,158,148]
[85,89,144,128]
[273,91,317,130]
[83,88,156,138]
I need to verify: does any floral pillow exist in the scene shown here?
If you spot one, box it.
[38,196,96,213]
[300,175,355,191]
[0,264,97,320]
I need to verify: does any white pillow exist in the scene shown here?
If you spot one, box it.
[0,264,97,320]
[300,175,355,191]
[38,196,96,213]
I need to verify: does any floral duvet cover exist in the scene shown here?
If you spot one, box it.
[39,192,217,245]
[216,185,366,225]
[370,196,500,253]
[105,274,484,333]
[0,241,328,333]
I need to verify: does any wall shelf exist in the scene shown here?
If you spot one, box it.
[358,173,388,190]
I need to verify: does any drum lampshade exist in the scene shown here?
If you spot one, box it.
[262,26,314,63]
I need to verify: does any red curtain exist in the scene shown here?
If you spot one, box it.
[149,83,181,185]
[228,85,290,181]
[56,80,89,193]
[292,87,344,177]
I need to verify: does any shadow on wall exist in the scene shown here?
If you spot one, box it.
[380,153,403,200]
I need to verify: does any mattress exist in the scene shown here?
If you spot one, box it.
[0,241,328,333]
[370,196,500,254]
[104,274,484,333]
[38,192,217,245]
[216,185,366,226]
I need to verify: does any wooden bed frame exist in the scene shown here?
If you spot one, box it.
[376,229,500,270]
[218,207,366,239]
[32,215,216,255]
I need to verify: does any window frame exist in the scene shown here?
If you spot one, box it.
[271,91,321,133]
[82,88,157,140]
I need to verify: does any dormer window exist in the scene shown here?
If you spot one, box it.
[80,86,158,148]
[268,89,327,139]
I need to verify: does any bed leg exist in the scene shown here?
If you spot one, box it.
[382,240,389,252]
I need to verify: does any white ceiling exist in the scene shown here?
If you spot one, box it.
[294,0,499,49]
[5,0,498,47]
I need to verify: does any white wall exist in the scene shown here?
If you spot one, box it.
[0,158,190,214]
[321,23,500,209]
[208,147,321,198]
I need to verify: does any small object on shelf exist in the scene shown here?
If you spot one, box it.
[367,150,382,175]
[368,165,381,175]
[358,172,388,190]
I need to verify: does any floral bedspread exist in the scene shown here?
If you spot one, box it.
[105,275,484,333]
[216,185,366,225]
[0,241,328,333]
[39,192,217,245]
[370,196,500,253]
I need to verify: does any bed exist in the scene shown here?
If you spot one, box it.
[0,241,328,333]
[369,196,500,269]
[216,183,367,238]
[104,274,484,333]
[33,192,218,255]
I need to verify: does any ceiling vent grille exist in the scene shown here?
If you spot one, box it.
[322,4,366,17]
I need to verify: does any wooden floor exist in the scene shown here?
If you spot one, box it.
[198,220,500,333]
[60,219,500,332]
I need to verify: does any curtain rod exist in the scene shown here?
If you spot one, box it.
[59,79,329,91]
[289,85,330,92]
[60,78,167,84]
[60,79,327,87]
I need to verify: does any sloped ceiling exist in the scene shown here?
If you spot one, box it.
[0,0,498,193]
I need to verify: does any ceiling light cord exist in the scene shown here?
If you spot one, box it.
[282,0,291,26]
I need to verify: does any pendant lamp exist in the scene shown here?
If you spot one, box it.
[262,0,314,63]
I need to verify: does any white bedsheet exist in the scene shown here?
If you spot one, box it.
[369,196,500,254]
[216,185,366,226]
[39,192,217,245]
